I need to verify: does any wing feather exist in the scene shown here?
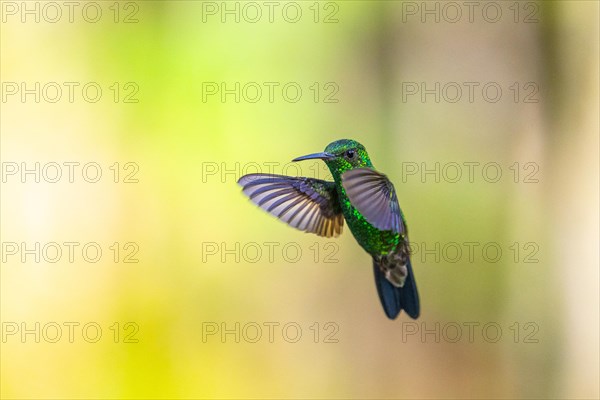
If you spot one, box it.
[238,173,344,238]
[341,168,406,234]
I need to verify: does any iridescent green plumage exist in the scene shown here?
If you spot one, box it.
[321,140,403,255]
[238,139,420,319]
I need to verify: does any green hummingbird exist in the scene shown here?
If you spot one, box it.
[237,139,419,319]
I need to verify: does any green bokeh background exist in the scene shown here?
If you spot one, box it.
[1,1,598,399]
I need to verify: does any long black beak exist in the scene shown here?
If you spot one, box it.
[292,152,335,162]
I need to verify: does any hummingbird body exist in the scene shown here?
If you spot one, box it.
[338,193,400,255]
[238,139,420,319]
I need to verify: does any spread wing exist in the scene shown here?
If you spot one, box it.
[341,168,406,234]
[237,174,344,238]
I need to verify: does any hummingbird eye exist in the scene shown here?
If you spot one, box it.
[345,150,356,159]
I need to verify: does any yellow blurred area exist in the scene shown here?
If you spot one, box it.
[1,1,598,399]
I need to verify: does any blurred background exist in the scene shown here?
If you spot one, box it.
[1,1,598,399]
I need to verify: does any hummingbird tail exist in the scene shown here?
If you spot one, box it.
[373,257,420,319]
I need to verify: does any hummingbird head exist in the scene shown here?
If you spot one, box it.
[292,139,373,181]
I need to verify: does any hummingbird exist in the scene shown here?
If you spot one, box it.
[237,139,419,319]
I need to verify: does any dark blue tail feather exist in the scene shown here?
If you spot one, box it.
[373,258,420,319]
